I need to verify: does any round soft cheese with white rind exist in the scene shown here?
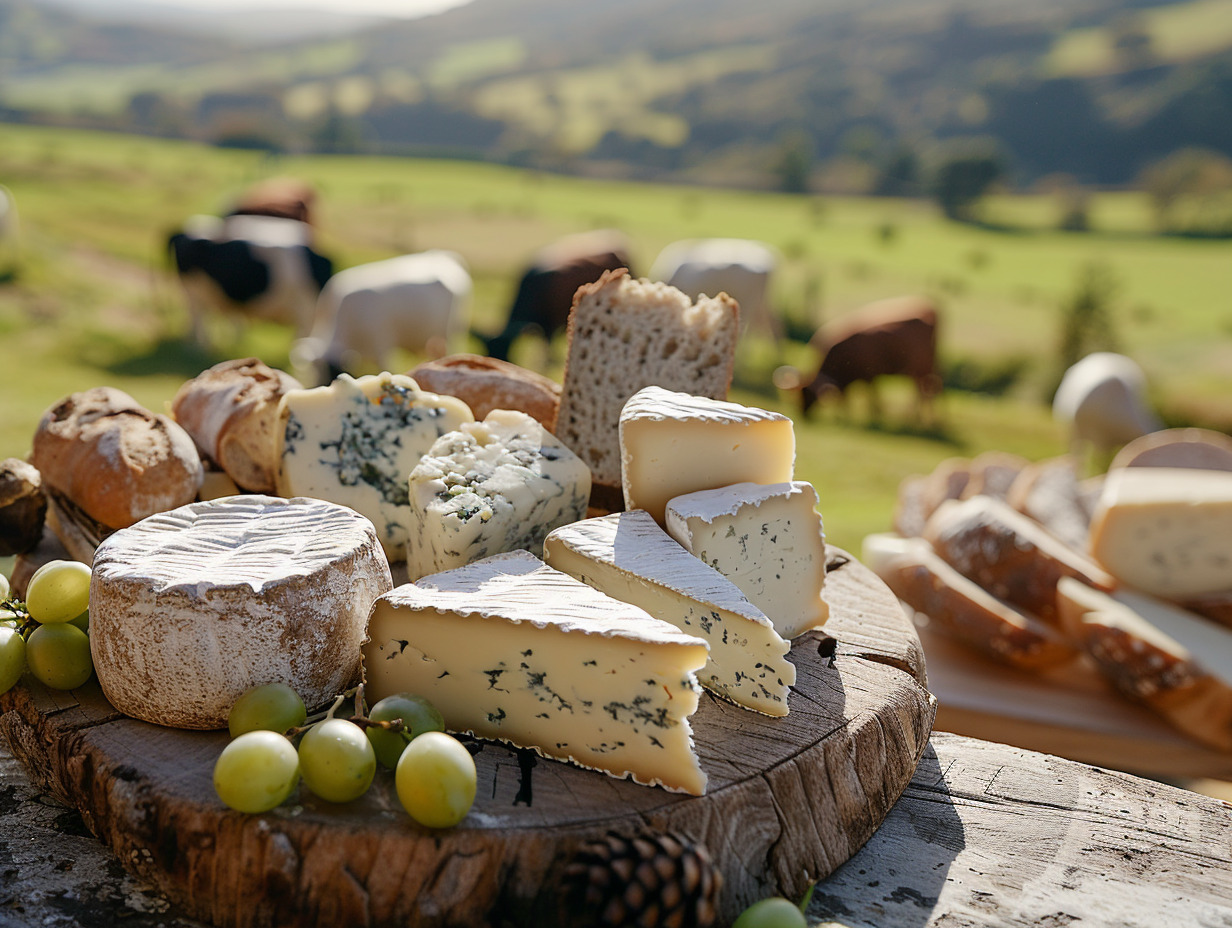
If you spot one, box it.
[89,495,393,730]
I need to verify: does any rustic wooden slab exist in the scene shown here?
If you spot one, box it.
[809,731,1232,927]
[0,548,936,927]
[920,621,1232,780]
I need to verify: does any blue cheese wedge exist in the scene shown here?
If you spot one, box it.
[544,510,794,716]
[1088,466,1232,599]
[665,481,829,639]
[405,409,591,582]
[362,550,710,794]
[619,386,795,525]
[274,372,473,560]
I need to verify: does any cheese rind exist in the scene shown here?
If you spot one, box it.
[405,409,590,581]
[619,386,795,525]
[274,372,473,560]
[361,551,710,794]
[1088,466,1232,599]
[665,481,828,639]
[544,511,794,716]
[89,495,393,729]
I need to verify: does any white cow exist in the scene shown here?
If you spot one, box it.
[1053,352,1163,460]
[307,250,472,379]
[0,185,19,277]
[168,214,333,349]
[649,238,781,341]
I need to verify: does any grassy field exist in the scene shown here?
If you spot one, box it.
[1,123,1229,554]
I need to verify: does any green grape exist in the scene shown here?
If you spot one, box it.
[25,560,91,625]
[213,730,300,813]
[732,896,808,928]
[0,607,19,627]
[228,682,308,738]
[0,625,26,694]
[68,609,89,632]
[395,730,476,828]
[366,693,445,769]
[0,572,9,600]
[25,622,92,690]
[297,718,376,803]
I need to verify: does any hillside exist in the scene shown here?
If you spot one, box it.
[4,0,1232,189]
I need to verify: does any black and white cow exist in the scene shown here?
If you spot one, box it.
[167,214,333,348]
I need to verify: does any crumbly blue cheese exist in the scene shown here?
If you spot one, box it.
[544,510,795,716]
[362,550,710,794]
[405,409,590,581]
[665,481,829,639]
[274,372,472,559]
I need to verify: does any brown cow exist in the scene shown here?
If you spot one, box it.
[226,177,317,226]
[482,229,631,361]
[795,296,941,421]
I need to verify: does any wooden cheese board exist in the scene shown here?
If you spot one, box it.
[0,548,935,927]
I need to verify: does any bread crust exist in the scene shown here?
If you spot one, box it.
[171,358,302,493]
[31,387,203,530]
[408,353,561,432]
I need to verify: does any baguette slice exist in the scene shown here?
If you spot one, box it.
[555,269,738,495]
[924,494,1114,624]
[1005,455,1094,552]
[1056,578,1232,752]
[1108,427,1232,473]
[863,533,1075,671]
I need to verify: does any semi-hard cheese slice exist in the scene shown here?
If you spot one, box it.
[620,386,795,525]
[543,510,794,716]
[1088,466,1232,599]
[1056,578,1232,751]
[405,409,590,581]
[665,481,828,639]
[274,372,472,559]
[362,550,710,794]
[89,495,393,730]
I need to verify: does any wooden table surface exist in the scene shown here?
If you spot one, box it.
[3,729,1230,928]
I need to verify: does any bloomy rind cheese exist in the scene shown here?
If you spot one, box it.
[362,550,710,794]
[405,409,590,581]
[665,481,828,639]
[274,371,473,560]
[1088,466,1232,600]
[619,386,795,525]
[544,510,794,716]
[89,495,393,730]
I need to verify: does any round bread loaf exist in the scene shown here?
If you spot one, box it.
[408,353,561,432]
[30,387,203,530]
[172,358,302,493]
[1108,427,1232,472]
[89,495,393,730]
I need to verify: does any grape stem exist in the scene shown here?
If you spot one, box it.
[284,685,404,737]
[1,597,37,637]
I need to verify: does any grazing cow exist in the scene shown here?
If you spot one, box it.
[225,176,317,227]
[168,214,333,349]
[649,238,781,341]
[306,250,472,381]
[483,229,631,361]
[0,184,19,277]
[786,296,941,420]
[1052,352,1162,460]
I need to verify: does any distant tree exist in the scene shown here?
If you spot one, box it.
[1056,261,1120,380]
[873,144,921,197]
[1111,14,1155,71]
[773,129,815,194]
[1138,147,1232,231]
[311,107,365,154]
[929,141,1005,220]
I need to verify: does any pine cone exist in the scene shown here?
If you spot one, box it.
[561,829,722,928]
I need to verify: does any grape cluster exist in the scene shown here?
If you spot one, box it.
[213,684,476,829]
[1,560,95,696]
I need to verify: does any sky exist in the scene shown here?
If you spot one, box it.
[141,0,473,16]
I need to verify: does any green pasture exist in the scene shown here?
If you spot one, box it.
[1,123,1229,553]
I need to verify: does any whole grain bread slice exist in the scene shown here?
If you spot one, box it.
[555,269,739,497]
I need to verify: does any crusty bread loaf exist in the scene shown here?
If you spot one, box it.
[923,494,1115,625]
[171,358,302,493]
[1109,427,1232,472]
[408,353,561,432]
[555,269,739,492]
[1056,578,1232,752]
[0,457,46,556]
[1005,455,1094,551]
[31,387,203,531]
[878,540,1076,670]
[960,450,1028,501]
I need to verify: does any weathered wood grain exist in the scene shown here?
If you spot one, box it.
[0,548,935,927]
[809,731,1232,928]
